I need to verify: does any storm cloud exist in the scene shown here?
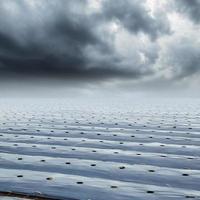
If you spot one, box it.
[0,0,200,92]
[160,37,200,80]
[173,0,200,24]
[0,0,168,81]
[102,0,170,40]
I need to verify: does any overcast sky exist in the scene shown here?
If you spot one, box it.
[0,0,200,97]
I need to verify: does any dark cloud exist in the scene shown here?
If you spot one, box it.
[0,0,107,80]
[102,0,171,40]
[0,0,168,82]
[160,37,200,80]
[173,0,200,23]
[0,28,149,80]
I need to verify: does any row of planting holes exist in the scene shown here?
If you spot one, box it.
[9,143,196,160]
[4,128,195,138]
[14,157,191,176]
[13,175,196,198]
[7,137,191,150]
[3,123,195,130]
[0,133,194,144]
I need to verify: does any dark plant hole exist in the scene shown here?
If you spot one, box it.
[119,166,125,169]
[182,173,189,176]
[110,185,118,189]
[146,190,154,194]
[148,170,155,172]
[18,158,23,160]
[76,181,83,184]
[46,177,53,180]
[17,175,23,178]
[185,195,195,198]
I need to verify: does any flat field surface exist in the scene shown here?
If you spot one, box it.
[0,99,200,200]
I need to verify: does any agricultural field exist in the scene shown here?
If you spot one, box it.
[0,99,200,200]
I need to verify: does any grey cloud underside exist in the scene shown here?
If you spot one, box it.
[174,0,200,23]
[162,37,200,79]
[0,0,199,86]
[0,0,168,81]
[103,0,171,40]
[0,31,149,80]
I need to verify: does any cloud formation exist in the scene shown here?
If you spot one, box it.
[0,0,199,92]
[103,0,170,40]
[160,37,200,80]
[0,0,168,81]
[173,0,200,24]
